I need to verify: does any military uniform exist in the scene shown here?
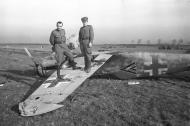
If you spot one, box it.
[49,28,76,78]
[79,21,94,72]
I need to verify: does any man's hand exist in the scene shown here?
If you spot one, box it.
[51,46,55,52]
[89,42,92,47]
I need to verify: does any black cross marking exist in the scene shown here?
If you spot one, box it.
[144,55,167,76]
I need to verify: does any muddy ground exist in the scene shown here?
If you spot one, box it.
[0,46,190,126]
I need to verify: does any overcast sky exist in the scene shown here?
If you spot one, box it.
[1,0,190,44]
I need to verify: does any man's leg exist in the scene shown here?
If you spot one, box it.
[82,40,92,73]
[58,44,78,70]
[80,43,87,70]
[63,49,79,69]
[55,45,65,79]
[56,56,67,79]
[84,53,92,73]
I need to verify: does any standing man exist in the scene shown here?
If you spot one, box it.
[79,17,94,73]
[50,21,77,80]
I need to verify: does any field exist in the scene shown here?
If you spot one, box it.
[0,44,190,126]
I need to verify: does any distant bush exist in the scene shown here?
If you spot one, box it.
[167,45,171,50]
[158,45,165,50]
[158,44,171,50]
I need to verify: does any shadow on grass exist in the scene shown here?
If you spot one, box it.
[90,73,122,80]
[0,69,37,86]
[11,104,20,115]
[0,69,36,77]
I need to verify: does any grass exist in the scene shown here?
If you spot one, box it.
[0,47,190,126]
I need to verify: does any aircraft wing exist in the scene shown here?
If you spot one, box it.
[19,52,112,116]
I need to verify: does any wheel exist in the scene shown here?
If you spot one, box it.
[36,65,46,77]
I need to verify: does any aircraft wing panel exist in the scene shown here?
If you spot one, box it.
[19,53,112,116]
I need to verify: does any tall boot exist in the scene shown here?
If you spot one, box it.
[57,65,65,80]
[69,60,79,70]
[85,62,91,73]
[57,66,61,78]
[84,56,91,73]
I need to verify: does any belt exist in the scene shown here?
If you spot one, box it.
[82,38,89,40]
[54,42,64,44]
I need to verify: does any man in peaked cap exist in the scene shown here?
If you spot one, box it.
[79,17,94,73]
[50,21,78,80]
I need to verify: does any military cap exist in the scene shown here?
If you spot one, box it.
[56,21,63,26]
[81,17,88,22]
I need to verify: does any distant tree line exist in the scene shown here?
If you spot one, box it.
[158,38,184,50]
[130,38,186,50]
